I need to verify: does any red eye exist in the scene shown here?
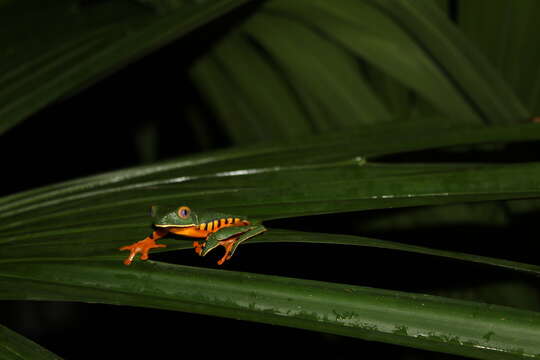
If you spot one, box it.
[178,206,190,219]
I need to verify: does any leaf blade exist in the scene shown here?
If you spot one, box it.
[244,11,391,126]
[3,122,540,229]
[265,0,482,123]
[366,0,529,123]
[0,0,251,134]
[1,260,539,360]
[0,323,62,360]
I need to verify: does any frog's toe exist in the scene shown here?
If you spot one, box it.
[193,241,205,255]
[121,250,137,266]
[198,239,220,257]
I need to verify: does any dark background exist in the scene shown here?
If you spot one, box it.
[2,4,540,359]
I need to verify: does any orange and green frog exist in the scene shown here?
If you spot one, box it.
[119,205,266,265]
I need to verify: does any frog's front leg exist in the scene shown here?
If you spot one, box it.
[119,228,168,265]
[198,225,266,265]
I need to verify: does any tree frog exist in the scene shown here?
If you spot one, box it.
[119,205,266,266]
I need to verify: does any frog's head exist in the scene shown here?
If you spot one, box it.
[150,205,197,227]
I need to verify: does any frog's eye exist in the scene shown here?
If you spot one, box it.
[178,206,191,219]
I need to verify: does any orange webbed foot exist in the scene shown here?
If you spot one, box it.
[216,237,237,265]
[119,237,166,265]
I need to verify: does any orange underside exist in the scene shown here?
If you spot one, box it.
[168,226,209,238]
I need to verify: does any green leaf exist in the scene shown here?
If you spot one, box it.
[3,122,540,359]
[256,230,540,276]
[244,11,392,127]
[459,0,540,115]
[194,0,529,131]
[2,121,540,228]
[264,0,482,123]
[0,0,251,134]
[190,55,265,142]
[2,121,540,262]
[365,0,529,123]
[0,323,62,360]
[204,31,314,140]
[1,260,540,360]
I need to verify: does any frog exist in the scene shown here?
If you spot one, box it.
[119,205,266,266]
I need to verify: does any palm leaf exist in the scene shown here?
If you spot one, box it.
[244,12,392,127]
[366,0,528,123]
[208,31,313,139]
[459,0,540,114]
[0,0,251,134]
[2,259,540,360]
[0,323,62,360]
[192,0,530,141]
[264,0,481,123]
[2,121,540,358]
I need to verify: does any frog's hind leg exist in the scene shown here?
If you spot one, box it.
[199,225,266,265]
[226,225,266,261]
